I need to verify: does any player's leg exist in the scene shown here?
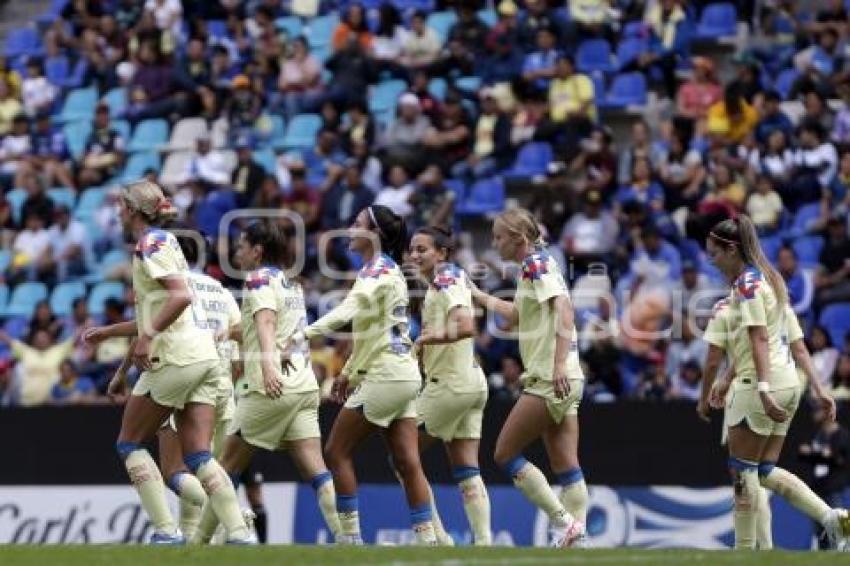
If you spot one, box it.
[324,407,377,544]
[494,394,580,545]
[243,475,267,544]
[727,423,769,550]
[177,402,252,542]
[755,486,773,550]
[446,438,491,546]
[543,416,588,525]
[116,394,179,541]
[384,417,438,545]
[288,437,341,539]
[158,425,208,540]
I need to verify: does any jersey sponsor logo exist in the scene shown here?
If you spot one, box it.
[134,231,168,258]
[521,252,550,281]
[735,268,762,300]
[433,264,462,291]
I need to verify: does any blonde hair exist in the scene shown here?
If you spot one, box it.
[494,208,546,248]
[122,179,179,225]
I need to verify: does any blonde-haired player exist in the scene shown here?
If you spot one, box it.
[84,180,252,544]
[470,207,587,548]
[191,220,340,543]
[705,215,848,550]
[407,226,491,546]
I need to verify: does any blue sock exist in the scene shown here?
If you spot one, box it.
[167,471,188,494]
[409,502,432,525]
[557,467,584,486]
[499,456,528,478]
[452,466,481,483]
[183,451,212,474]
[116,441,141,461]
[310,471,333,491]
[336,493,358,514]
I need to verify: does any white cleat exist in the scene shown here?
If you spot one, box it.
[824,508,850,551]
[550,520,588,549]
[336,534,364,545]
[242,508,257,537]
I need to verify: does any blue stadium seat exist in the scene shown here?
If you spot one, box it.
[261,114,287,150]
[443,179,466,202]
[253,148,277,173]
[7,282,48,318]
[616,38,648,71]
[45,56,69,86]
[785,202,821,239]
[310,45,331,64]
[760,235,783,264]
[307,14,338,48]
[37,0,70,26]
[427,11,457,43]
[696,2,738,39]
[276,16,303,38]
[428,78,447,101]
[623,21,649,38]
[110,119,131,142]
[456,178,505,216]
[455,76,482,93]
[773,68,799,101]
[0,284,8,316]
[50,280,86,316]
[606,73,648,107]
[4,28,43,58]
[820,303,850,348]
[61,59,89,90]
[576,39,615,74]
[477,8,497,27]
[47,187,76,211]
[63,121,93,160]
[74,186,107,220]
[120,152,161,183]
[507,142,553,177]
[369,80,407,114]
[103,87,127,115]
[6,188,27,225]
[791,236,824,268]
[58,87,98,123]
[281,113,322,149]
[84,248,127,284]
[0,250,10,272]
[591,73,607,108]
[127,119,169,152]
[207,20,229,40]
[3,315,28,339]
[88,281,125,315]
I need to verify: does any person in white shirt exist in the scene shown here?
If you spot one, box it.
[12,212,51,283]
[181,135,233,188]
[788,120,838,210]
[21,59,57,117]
[0,114,31,177]
[48,205,89,282]
[399,11,441,69]
[374,164,414,217]
[145,0,183,41]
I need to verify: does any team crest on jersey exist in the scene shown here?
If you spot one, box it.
[433,264,462,291]
[360,254,395,279]
[521,252,550,281]
[735,268,762,300]
[711,297,730,316]
[246,268,278,290]
[135,230,169,258]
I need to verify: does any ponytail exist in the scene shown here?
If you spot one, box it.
[367,205,407,263]
[495,208,546,249]
[123,179,179,226]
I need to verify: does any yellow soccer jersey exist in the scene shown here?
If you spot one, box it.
[421,264,487,394]
[241,266,318,396]
[132,229,218,368]
[304,253,418,383]
[719,267,797,389]
[514,248,582,384]
[186,271,240,362]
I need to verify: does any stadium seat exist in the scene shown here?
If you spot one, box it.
[264,114,287,150]
[37,0,70,26]
[47,187,76,211]
[623,21,649,38]
[477,8,498,27]
[87,281,125,315]
[759,235,783,264]
[6,188,27,225]
[120,152,161,183]
[506,142,553,177]
[576,39,615,74]
[58,87,98,123]
[696,2,738,39]
[63,121,92,160]
[427,11,457,43]
[591,73,607,108]
[443,179,466,202]
[84,249,128,284]
[791,235,824,268]
[275,16,303,38]
[207,20,228,40]
[127,119,169,152]
[369,80,407,114]
[820,303,850,348]
[3,28,43,58]
[428,78,447,101]
[60,58,89,90]
[166,117,209,152]
[456,177,505,216]
[3,315,28,339]
[785,202,821,239]
[616,38,648,71]
[253,148,277,173]
[74,186,107,219]
[310,44,331,64]
[103,87,127,115]
[306,14,338,48]
[194,190,237,238]
[110,119,131,142]
[45,56,69,86]
[773,68,799,100]
[7,282,48,318]
[0,250,10,272]
[50,280,87,317]
[159,151,193,187]
[606,72,648,107]
[281,113,322,149]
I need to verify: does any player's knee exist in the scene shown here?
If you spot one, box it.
[391,450,417,480]
[115,441,141,461]
[493,444,514,469]
[324,442,344,470]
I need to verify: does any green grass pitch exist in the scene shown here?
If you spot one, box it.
[3,546,850,566]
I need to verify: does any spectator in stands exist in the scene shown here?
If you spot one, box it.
[480,2,523,84]
[705,162,746,211]
[26,110,75,190]
[375,164,414,218]
[706,83,758,146]
[231,136,264,207]
[225,74,263,142]
[449,3,490,56]
[579,294,621,396]
[384,93,431,172]
[78,104,126,188]
[675,258,723,314]
[0,78,22,136]
[423,92,472,172]
[748,130,794,192]
[615,156,665,213]
[182,134,232,191]
[756,90,794,146]
[804,89,836,134]
[489,354,523,402]
[574,126,618,194]
[0,328,74,407]
[778,246,813,315]
[637,359,671,401]
[618,119,664,186]
[321,159,374,231]
[408,165,454,229]
[746,175,784,235]
[794,27,843,96]
[0,56,21,100]
[48,205,88,283]
[809,325,840,392]
[349,138,382,193]
[116,0,143,31]
[518,0,564,51]
[49,360,99,405]
[399,10,442,71]
[536,54,595,151]
[124,40,192,122]
[93,188,123,255]
[815,216,850,307]
[666,316,706,395]
[629,223,682,282]
[658,131,706,213]
[341,100,376,154]
[570,0,617,41]
[145,0,184,41]
[324,35,376,108]
[787,120,838,210]
[561,189,618,269]
[728,54,765,105]
[332,3,373,53]
[274,36,323,119]
[302,127,345,187]
[522,26,559,92]
[429,37,475,79]
[179,37,210,87]
[0,358,17,407]
[510,89,547,146]
[833,352,850,400]
[282,160,321,232]
[0,114,32,187]
[451,88,511,182]
[27,300,62,343]
[10,212,51,284]
[371,4,406,78]
[21,59,57,118]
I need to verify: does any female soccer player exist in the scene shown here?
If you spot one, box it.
[408,226,491,546]
[469,208,587,548]
[289,205,438,545]
[84,180,252,544]
[705,215,848,550]
[190,220,340,544]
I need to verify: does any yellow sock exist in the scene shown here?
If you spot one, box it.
[123,448,177,535]
[427,485,453,546]
[457,473,492,546]
[557,468,589,525]
[311,472,341,537]
[755,487,773,550]
[191,503,218,544]
[509,459,572,526]
[190,454,250,540]
[731,460,759,550]
[759,466,831,524]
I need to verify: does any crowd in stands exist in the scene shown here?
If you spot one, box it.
[0,0,849,409]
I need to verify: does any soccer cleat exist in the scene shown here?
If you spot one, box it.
[435,531,455,546]
[336,534,364,545]
[824,509,850,551]
[225,532,258,545]
[550,520,588,549]
[242,508,257,537]
[150,530,186,545]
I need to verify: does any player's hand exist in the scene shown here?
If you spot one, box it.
[709,379,730,410]
[331,374,350,404]
[759,391,788,423]
[815,391,837,423]
[552,369,570,400]
[262,368,284,399]
[83,326,110,345]
[696,398,711,422]
[107,370,127,403]
[414,328,436,358]
[133,334,153,371]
